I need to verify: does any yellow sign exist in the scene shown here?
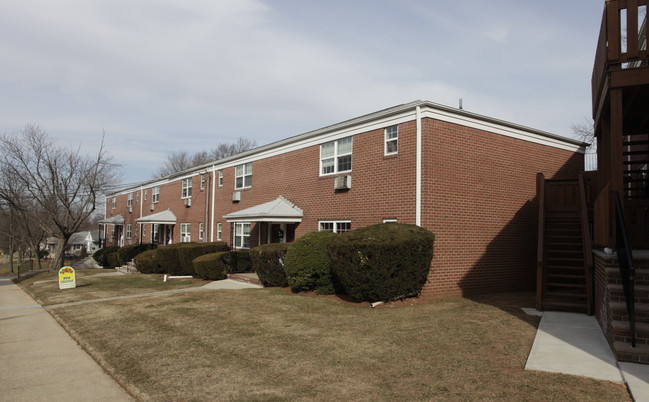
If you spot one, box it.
[58,266,76,289]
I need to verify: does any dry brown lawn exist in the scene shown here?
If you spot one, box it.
[17,269,207,305]
[23,274,629,401]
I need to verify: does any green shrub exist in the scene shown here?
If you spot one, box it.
[133,242,229,275]
[177,242,230,276]
[133,249,165,274]
[328,223,434,302]
[106,251,121,268]
[250,243,290,287]
[193,252,230,280]
[118,243,157,266]
[284,231,339,294]
[93,246,120,268]
[229,250,252,273]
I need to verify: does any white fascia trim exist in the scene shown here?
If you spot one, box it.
[419,106,586,154]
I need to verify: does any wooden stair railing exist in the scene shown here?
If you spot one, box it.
[579,174,594,315]
[536,173,545,311]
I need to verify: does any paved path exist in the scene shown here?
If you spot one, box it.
[525,311,649,401]
[0,277,133,401]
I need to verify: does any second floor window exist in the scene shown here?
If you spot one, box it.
[112,197,116,209]
[218,170,223,187]
[127,193,133,207]
[182,178,192,199]
[152,186,159,203]
[200,174,205,190]
[385,125,398,155]
[321,137,352,175]
[235,163,252,189]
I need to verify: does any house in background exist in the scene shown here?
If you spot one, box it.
[105,99,585,300]
[67,231,100,255]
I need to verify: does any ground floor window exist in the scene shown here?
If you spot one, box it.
[199,223,204,240]
[111,225,116,239]
[126,224,132,239]
[319,220,351,233]
[181,223,191,243]
[142,224,146,238]
[383,218,397,223]
[234,222,251,249]
[152,224,158,242]
[217,222,222,241]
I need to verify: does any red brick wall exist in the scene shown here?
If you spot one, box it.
[420,118,584,298]
[106,113,584,300]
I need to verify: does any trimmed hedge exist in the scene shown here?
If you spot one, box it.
[134,242,229,275]
[93,246,120,268]
[328,223,435,302]
[284,231,339,294]
[118,243,157,266]
[193,252,230,280]
[229,250,252,273]
[250,243,290,287]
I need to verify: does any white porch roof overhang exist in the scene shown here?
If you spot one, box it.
[98,214,125,225]
[224,196,303,223]
[136,209,177,225]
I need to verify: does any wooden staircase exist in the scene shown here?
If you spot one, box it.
[537,174,593,314]
[542,212,589,312]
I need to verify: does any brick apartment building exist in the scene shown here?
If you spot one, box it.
[102,100,586,299]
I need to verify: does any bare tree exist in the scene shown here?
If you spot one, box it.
[0,125,120,270]
[155,137,257,177]
[571,118,596,171]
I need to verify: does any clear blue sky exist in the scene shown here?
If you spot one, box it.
[0,0,605,186]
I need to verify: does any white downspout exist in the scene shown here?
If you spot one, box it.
[210,165,216,242]
[416,105,422,227]
[139,186,143,244]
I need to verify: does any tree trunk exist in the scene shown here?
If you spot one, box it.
[9,206,14,274]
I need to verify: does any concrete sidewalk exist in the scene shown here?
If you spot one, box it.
[525,311,649,401]
[0,276,133,401]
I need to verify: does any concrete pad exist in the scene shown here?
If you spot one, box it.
[0,277,132,401]
[619,362,649,402]
[202,279,263,290]
[525,311,623,383]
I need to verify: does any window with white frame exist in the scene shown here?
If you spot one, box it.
[383,218,398,223]
[152,224,158,242]
[385,125,398,155]
[200,174,205,190]
[144,189,147,201]
[112,197,116,209]
[199,223,204,240]
[234,222,251,249]
[142,224,146,238]
[218,170,223,187]
[136,192,139,202]
[319,220,351,233]
[126,224,132,239]
[152,186,159,203]
[181,178,192,199]
[111,225,116,239]
[235,163,252,189]
[127,192,133,207]
[181,223,191,243]
[320,137,352,175]
[217,222,222,241]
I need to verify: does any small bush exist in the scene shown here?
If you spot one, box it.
[328,223,435,302]
[106,251,121,268]
[93,246,120,268]
[133,249,165,274]
[133,242,229,275]
[193,252,230,280]
[284,231,339,294]
[250,243,290,287]
[118,243,157,266]
[229,250,252,273]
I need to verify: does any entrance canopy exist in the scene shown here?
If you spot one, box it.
[98,214,124,225]
[224,196,303,223]
[136,209,177,225]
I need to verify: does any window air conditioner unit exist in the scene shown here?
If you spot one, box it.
[231,191,241,202]
[149,203,155,211]
[334,175,352,190]
[184,198,192,207]
[128,206,132,213]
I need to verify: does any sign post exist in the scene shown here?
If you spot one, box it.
[58,266,76,289]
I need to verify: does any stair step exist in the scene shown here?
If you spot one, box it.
[542,300,587,309]
[546,282,586,288]
[545,265,586,271]
[545,290,587,299]
[547,273,585,280]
